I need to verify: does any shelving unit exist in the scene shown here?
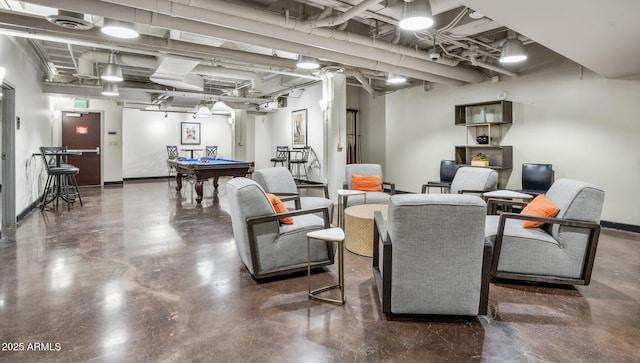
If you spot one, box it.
[454,100,513,170]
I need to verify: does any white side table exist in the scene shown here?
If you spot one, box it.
[337,189,367,228]
[307,228,345,305]
[483,190,533,214]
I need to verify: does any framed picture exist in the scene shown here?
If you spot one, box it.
[292,109,307,147]
[181,122,201,145]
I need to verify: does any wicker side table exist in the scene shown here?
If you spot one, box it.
[344,204,388,257]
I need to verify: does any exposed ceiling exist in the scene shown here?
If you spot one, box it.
[0,0,638,113]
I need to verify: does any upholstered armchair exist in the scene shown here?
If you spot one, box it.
[227,177,335,280]
[485,178,604,285]
[373,194,492,317]
[422,166,498,197]
[343,163,395,207]
[253,167,334,221]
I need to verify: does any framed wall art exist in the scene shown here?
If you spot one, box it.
[181,122,201,145]
[292,109,307,147]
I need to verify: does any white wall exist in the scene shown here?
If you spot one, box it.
[0,36,51,216]
[383,58,640,225]
[122,110,233,178]
[253,83,326,178]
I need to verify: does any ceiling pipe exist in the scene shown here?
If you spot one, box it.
[86,0,482,84]
[343,69,376,95]
[165,0,483,82]
[469,55,519,77]
[298,0,383,29]
[0,11,301,79]
[20,0,466,85]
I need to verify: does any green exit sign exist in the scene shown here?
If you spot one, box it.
[74,99,88,108]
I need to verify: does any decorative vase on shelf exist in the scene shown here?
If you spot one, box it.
[480,107,486,123]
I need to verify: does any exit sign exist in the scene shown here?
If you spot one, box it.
[74,99,88,108]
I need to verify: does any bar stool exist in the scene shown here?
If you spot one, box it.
[270,145,289,167]
[307,227,345,305]
[40,147,83,211]
[289,146,310,183]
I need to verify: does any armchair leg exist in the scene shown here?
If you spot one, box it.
[479,238,493,315]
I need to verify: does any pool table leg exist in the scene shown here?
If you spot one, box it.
[213,176,220,189]
[195,181,204,204]
[175,173,182,191]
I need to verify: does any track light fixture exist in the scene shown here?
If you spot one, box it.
[500,30,527,63]
[101,18,139,39]
[296,55,320,69]
[399,0,434,31]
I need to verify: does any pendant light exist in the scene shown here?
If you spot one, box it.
[296,55,321,69]
[101,52,123,82]
[500,30,527,63]
[399,0,434,31]
[386,73,407,84]
[102,82,119,96]
[101,19,139,39]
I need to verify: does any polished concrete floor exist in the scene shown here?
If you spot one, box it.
[0,178,639,362]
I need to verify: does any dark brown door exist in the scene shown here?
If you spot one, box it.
[61,111,101,186]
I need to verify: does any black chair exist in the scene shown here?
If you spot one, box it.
[423,160,459,193]
[515,163,554,197]
[270,146,289,167]
[167,145,181,177]
[289,146,310,183]
[205,145,218,159]
[40,146,83,211]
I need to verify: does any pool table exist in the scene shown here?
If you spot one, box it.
[168,158,254,204]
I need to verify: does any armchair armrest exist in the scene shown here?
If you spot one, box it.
[296,183,330,198]
[421,182,451,193]
[372,210,392,314]
[486,198,529,215]
[458,189,490,195]
[383,181,396,195]
[246,206,331,229]
[491,212,601,284]
[268,192,302,210]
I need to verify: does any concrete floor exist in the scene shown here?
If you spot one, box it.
[0,178,638,362]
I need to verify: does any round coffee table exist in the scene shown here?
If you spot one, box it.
[344,203,388,257]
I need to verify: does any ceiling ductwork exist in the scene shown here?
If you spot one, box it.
[17,0,636,110]
[150,57,203,92]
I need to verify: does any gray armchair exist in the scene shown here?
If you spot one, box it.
[253,167,333,221]
[422,166,498,197]
[485,178,604,285]
[227,177,335,280]
[343,163,395,207]
[373,194,492,317]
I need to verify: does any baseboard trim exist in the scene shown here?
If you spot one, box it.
[601,220,640,234]
[18,198,41,223]
[123,176,171,182]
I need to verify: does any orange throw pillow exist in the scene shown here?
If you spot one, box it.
[352,174,382,192]
[266,193,294,224]
[521,194,560,228]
